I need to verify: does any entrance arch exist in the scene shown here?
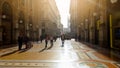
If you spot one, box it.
[1,2,13,44]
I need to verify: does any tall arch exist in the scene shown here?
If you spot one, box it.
[1,2,13,44]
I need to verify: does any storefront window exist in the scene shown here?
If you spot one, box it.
[115,28,120,40]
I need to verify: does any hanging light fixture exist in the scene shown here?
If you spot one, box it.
[29,23,32,27]
[110,0,118,4]
[2,14,6,19]
[93,12,97,16]
[85,19,88,22]
[19,20,23,24]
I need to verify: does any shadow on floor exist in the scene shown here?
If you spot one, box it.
[19,46,33,53]
[39,47,46,52]
[0,50,18,57]
[0,44,17,49]
[39,46,53,52]
[0,45,33,57]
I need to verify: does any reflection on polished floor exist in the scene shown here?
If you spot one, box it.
[0,39,120,68]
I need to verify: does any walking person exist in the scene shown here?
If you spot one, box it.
[18,32,23,50]
[61,34,65,47]
[40,35,43,43]
[53,36,57,42]
[45,34,49,49]
[48,35,54,49]
[23,34,29,49]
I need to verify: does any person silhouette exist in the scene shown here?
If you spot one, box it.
[18,32,23,50]
[61,34,65,47]
[48,35,54,49]
[45,34,49,49]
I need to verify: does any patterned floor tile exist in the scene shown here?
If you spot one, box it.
[79,62,108,68]
[77,52,90,60]
[0,62,78,68]
[0,40,120,68]
[78,61,118,68]
[115,63,120,67]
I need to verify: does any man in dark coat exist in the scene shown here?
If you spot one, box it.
[18,33,23,50]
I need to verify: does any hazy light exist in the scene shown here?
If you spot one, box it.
[55,0,71,28]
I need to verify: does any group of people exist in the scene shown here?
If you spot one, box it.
[44,34,65,49]
[44,35,54,49]
[18,32,32,51]
[18,32,66,50]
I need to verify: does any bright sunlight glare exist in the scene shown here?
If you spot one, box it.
[55,0,71,28]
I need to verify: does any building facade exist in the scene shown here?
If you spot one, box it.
[70,0,120,50]
[0,0,61,46]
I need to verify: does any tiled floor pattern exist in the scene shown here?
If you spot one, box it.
[0,39,120,68]
[0,62,76,67]
[116,63,120,67]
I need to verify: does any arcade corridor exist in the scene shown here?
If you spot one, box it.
[0,0,120,68]
[0,39,120,68]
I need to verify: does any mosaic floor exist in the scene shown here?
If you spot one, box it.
[0,39,120,68]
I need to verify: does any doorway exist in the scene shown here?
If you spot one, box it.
[1,2,13,44]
